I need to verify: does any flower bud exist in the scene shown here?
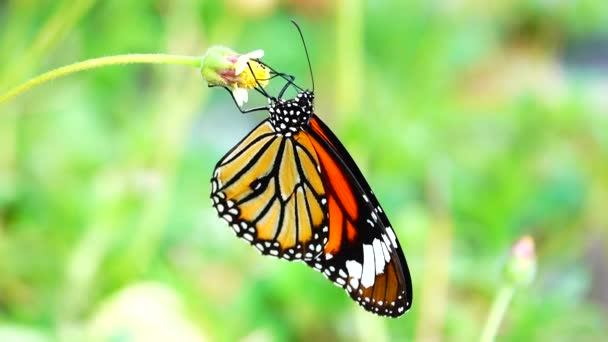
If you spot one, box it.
[504,235,537,288]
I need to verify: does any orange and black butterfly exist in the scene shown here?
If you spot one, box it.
[210,22,412,317]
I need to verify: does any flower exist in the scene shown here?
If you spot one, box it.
[200,46,269,106]
[235,49,264,75]
[504,235,536,288]
[231,87,249,107]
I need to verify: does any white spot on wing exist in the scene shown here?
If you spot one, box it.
[386,228,398,248]
[361,244,376,288]
[381,240,391,262]
[346,260,362,279]
[381,233,392,250]
[372,239,386,275]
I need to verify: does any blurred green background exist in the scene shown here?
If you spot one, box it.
[1,0,608,341]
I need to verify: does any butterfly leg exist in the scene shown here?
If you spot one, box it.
[211,84,269,114]
[255,60,302,99]
[277,74,296,99]
[249,72,295,101]
[239,61,299,104]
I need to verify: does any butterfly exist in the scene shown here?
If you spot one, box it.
[209,22,412,317]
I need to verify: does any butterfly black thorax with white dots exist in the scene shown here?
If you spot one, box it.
[268,90,314,136]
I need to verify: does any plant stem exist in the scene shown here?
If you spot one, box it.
[0,54,202,106]
[0,0,98,89]
[480,286,516,342]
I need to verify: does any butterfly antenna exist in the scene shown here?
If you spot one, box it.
[290,19,315,92]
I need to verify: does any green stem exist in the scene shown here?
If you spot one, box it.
[0,54,202,106]
[0,0,98,89]
[480,286,516,342]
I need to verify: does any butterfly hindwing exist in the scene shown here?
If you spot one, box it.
[211,120,329,261]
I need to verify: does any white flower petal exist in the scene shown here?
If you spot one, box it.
[234,55,249,76]
[246,49,264,59]
[234,49,265,75]
[232,87,248,107]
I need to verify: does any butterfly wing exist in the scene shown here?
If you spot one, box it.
[211,120,329,260]
[304,114,413,317]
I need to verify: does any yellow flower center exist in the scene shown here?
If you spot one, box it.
[237,60,270,89]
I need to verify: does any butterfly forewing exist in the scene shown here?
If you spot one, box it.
[304,114,413,317]
[211,120,329,260]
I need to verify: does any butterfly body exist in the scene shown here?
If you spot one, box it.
[211,86,412,317]
[268,90,314,135]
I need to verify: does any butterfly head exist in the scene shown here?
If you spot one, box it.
[268,90,314,134]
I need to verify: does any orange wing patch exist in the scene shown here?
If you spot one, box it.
[310,116,338,150]
[306,131,359,249]
[324,196,343,254]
